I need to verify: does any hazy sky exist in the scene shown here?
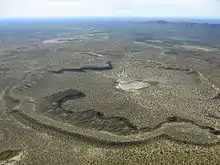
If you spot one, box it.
[1,0,220,18]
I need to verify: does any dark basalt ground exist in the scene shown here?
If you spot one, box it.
[37,89,220,136]
[158,66,191,72]
[0,149,21,162]
[50,61,113,73]
[212,93,220,100]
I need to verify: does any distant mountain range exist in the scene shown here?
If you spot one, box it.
[140,19,220,28]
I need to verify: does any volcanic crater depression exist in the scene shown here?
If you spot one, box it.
[5,58,220,147]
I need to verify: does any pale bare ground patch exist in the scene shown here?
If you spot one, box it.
[146,40,164,43]
[175,45,213,52]
[42,37,77,44]
[116,79,151,91]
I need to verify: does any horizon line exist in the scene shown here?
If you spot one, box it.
[1,16,220,20]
